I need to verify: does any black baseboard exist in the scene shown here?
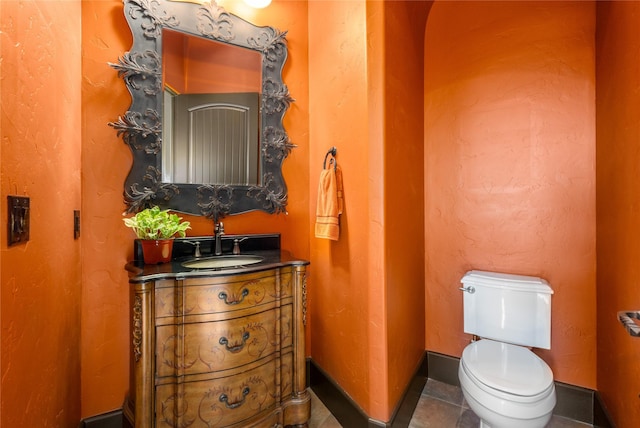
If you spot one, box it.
[594,391,615,428]
[426,351,460,386]
[310,351,615,428]
[388,356,428,428]
[309,355,428,428]
[554,380,595,424]
[309,360,371,427]
[79,409,123,428]
[82,352,615,428]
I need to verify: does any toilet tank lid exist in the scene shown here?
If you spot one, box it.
[461,270,553,294]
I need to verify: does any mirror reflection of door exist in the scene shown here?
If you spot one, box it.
[164,92,260,185]
[161,28,263,186]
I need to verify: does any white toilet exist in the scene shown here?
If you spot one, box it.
[458,270,557,428]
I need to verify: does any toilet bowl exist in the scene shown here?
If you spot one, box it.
[459,339,556,428]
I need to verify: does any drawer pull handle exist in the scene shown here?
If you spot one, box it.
[219,386,250,409]
[219,332,250,353]
[218,288,249,305]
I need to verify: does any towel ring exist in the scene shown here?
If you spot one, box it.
[323,147,338,171]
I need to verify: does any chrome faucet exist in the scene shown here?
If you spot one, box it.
[214,222,225,255]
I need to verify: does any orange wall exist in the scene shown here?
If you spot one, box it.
[163,29,262,93]
[595,1,640,426]
[381,0,430,415]
[424,1,597,389]
[80,0,309,418]
[308,0,428,421]
[308,0,374,416]
[8,0,638,425]
[1,1,83,426]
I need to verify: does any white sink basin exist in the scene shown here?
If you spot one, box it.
[181,255,264,269]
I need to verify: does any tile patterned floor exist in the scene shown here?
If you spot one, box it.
[309,379,594,428]
[309,389,343,428]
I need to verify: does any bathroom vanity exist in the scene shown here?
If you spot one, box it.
[123,235,310,428]
[113,0,306,424]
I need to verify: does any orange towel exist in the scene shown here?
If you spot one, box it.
[315,164,343,240]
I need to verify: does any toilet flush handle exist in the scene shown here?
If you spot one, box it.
[459,286,475,294]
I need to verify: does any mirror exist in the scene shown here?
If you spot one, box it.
[110,0,293,220]
[161,29,262,186]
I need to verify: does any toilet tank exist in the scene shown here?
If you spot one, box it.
[461,270,554,349]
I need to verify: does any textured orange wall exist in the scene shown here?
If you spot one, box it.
[80,0,309,418]
[1,1,82,426]
[308,0,374,416]
[7,0,631,425]
[309,1,429,421]
[382,0,430,415]
[424,1,597,389]
[81,0,135,416]
[595,1,640,426]
[163,30,261,93]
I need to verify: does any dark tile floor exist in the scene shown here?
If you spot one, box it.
[309,379,594,428]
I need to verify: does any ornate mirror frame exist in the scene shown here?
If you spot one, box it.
[110,0,294,221]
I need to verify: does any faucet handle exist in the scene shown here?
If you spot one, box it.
[232,237,249,255]
[184,240,202,258]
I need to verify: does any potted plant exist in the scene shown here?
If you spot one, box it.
[123,206,191,264]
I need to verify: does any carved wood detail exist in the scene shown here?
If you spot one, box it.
[133,295,143,362]
[128,267,309,427]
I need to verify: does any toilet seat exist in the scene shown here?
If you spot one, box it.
[461,339,554,398]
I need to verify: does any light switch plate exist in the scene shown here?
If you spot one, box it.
[8,196,30,246]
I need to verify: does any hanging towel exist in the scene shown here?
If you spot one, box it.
[315,163,343,240]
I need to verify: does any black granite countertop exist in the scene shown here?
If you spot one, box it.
[125,233,309,282]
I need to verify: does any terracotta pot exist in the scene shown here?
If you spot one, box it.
[140,239,174,264]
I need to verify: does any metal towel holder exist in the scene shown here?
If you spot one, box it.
[323,147,337,171]
[618,311,640,337]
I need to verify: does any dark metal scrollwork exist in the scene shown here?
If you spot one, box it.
[127,0,179,39]
[109,109,161,153]
[197,185,233,221]
[262,126,296,162]
[248,173,288,214]
[263,77,294,115]
[109,50,161,95]
[110,0,293,218]
[124,166,180,213]
[248,28,287,70]
[196,2,234,41]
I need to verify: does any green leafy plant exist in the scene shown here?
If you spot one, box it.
[123,206,191,240]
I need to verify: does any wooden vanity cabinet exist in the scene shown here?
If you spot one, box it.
[124,265,309,428]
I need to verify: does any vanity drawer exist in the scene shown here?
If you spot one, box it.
[155,269,293,319]
[156,305,292,378]
[155,358,278,428]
